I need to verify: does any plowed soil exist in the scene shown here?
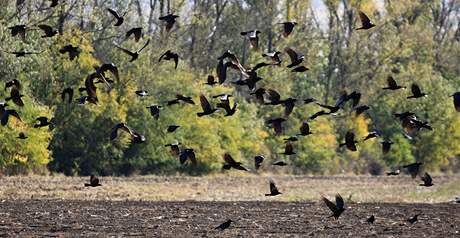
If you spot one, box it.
[0,200,459,237]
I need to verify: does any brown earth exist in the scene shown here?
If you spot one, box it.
[0,199,459,237]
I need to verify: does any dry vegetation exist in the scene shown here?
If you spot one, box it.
[0,175,458,203]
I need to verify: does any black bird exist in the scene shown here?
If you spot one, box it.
[322,194,346,219]
[355,105,370,115]
[204,75,217,86]
[367,215,375,224]
[94,63,120,83]
[262,51,282,65]
[197,95,218,117]
[37,24,57,38]
[61,87,73,104]
[309,110,329,121]
[292,66,309,72]
[267,118,286,136]
[216,95,238,116]
[1,103,21,126]
[107,8,124,26]
[135,90,149,97]
[8,25,26,41]
[281,141,295,155]
[363,131,379,141]
[222,153,248,171]
[316,91,348,113]
[285,47,304,68]
[5,88,24,107]
[265,180,282,196]
[34,117,53,128]
[382,76,405,90]
[59,45,80,61]
[159,14,179,32]
[356,11,376,30]
[339,131,358,151]
[179,148,197,166]
[273,161,288,166]
[403,162,423,179]
[254,155,264,170]
[17,132,27,139]
[279,22,297,37]
[159,50,179,69]
[450,92,460,112]
[298,122,313,136]
[381,140,393,154]
[347,91,361,107]
[215,219,232,231]
[165,142,181,157]
[167,94,195,105]
[167,125,180,133]
[47,0,58,8]
[407,214,419,224]
[110,123,145,144]
[281,98,297,117]
[78,73,100,104]
[420,172,434,187]
[304,98,317,104]
[241,30,261,49]
[84,175,102,187]
[114,39,150,62]
[407,84,427,99]
[126,27,142,42]
[386,169,400,176]
[231,74,262,91]
[284,136,298,142]
[250,88,266,104]
[265,89,283,105]
[5,79,21,90]
[4,50,42,57]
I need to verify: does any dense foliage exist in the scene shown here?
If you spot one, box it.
[0,0,459,175]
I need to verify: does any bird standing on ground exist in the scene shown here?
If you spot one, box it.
[215,219,232,231]
[420,172,434,187]
[84,175,102,187]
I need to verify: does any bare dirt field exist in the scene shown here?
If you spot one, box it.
[0,175,459,237]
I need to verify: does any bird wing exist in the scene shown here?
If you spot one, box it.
[345,131,355,144]
[423,172,432,184]
[252,62,270,72]
[284,47,298,64]
[199,95,213,112]
[267,89,281,103]
[387,76,397,88]
[37,24,53,34]
[284,142,293,154]
[300,122,310,134]
[114,44,135,57]
[411,84,422,96]
[223,153,236,164]
[100,63,119,82]
[159,50,170,62]
[359,11,372,26]
[269,180,279,194]
[335,194,345,209]
[173,54,179,69]
[322,197,338,213]
[107,8,121,18]
[138,39,150,53]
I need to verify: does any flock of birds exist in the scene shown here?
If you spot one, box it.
[2,1,460,231]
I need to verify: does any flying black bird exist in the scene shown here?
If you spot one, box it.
[94,63,120,83]
[159,14,179,32]
[135,90,149,97]
[216,95,238,116]
[356,11,376,30]
[309,110,329,121]
[298,122,313,136]
[386,169,400,176]
[322,194,346,219]
[61,87,73,104]
[126,27,142,42]
[107,8,124,26]
[381,140,393,154]
[8,25,26,41]
[84,175,102,187]
[165,142,181,157]
[179,148,197,166]
[5,88,24,107]
[285,47,304,68]
[204,75,217,86]
[265,180,282,196]
[367,215,375,224]
[222,153,248,171]
[59,45,80,61]
[316,91,348,113]
[354,105,370,115]
[167,125,180,133]
[34,117,53,129]
[363,131,379,141]
[281,141,295,155]
[17,132,27,140]
[241,30,261,49]
[265,89,283,105]
[197,95,218,117]
[407,214,419,224]
[262,51,282,65]
[267,118,286,136]
[292,66,309,72]
[37,24,57,38]
[4,50,42,57]
[420,172,434,187]
[407,84,427,99]
[114,39,150,62]
[403,162,423,179]
[281,98,297,117]
[279,22,297,37]
[167,94,195,105]
[450,92,460,112]
[250,88,266,104]
[0,103,21,126]
[339,131,358,151]
[273,161,288,166]
[382,76,405,90]
[110,123,145,144]
[159,50,179,69]
[215,219,232,231]
[5,79,21,90]
[254,155,264,170]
